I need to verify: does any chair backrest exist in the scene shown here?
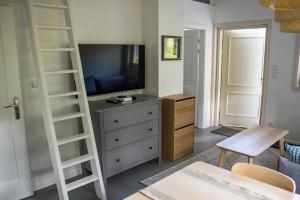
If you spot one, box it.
[231,163,296,193]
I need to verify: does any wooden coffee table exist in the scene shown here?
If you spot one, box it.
[216,126,289,167]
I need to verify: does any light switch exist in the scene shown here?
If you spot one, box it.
[271,65,279,79]
[31,79,37,88]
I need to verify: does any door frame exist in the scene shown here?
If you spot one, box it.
[183,28,203,128]
[184,22,208,128]
[211,20,272,127]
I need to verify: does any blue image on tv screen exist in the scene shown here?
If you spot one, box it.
[79,44,145,96]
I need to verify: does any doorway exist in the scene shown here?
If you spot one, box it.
[212,21,271,128]
[183,29,205,127]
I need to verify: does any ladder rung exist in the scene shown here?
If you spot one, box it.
[37,25,72,30]
[49,91,82,98]
[33,3,68,9]
[45,70,78,75]
[53,112,86,122]
[62,154,94,169]
[57,133,90,146]
[66,175,98,192]
[40,48,75,52]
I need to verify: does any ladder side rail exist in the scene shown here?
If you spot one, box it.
[63,1,107,199]
[25,1,69,199]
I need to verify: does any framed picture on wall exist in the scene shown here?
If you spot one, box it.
[295,35,300,91]
[162,35,182,60]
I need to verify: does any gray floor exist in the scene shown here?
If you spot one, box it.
[25,127,226,200]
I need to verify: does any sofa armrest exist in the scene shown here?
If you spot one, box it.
[278,156,300,194]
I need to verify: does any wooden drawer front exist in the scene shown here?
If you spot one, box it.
[174,98,195,129]
[174,125,194,160]
[105,120,159,150]
[106,136,158,177]
[103,104,159,132]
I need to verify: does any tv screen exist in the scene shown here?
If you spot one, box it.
[79,44,145,96]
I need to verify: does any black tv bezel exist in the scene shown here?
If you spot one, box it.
[78,44,146,97]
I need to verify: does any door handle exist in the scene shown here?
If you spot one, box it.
[4,104,18,108]
[3,97,21,120]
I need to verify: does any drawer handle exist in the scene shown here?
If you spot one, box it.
[149,147,153,150]
[115,138,119,142]
[148,111,153,115]
[116,159,120,162]
[114,120,119,123]
[148,128,153,131]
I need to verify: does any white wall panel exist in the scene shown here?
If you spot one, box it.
[72,0,142,44]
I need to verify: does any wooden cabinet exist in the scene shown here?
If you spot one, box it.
[162,94,195,161]
[174,98,195,129]
[174,125,194,160]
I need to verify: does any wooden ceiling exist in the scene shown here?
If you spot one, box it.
[260,0,300,32]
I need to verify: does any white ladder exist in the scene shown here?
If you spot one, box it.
[25,0,107,199]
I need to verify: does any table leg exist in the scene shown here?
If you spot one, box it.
[248,157,254,164]
[218,149,227,168]
[279,137,285,156]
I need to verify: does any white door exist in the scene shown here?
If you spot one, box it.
[219,29,266,127]
[0,7,32,199]
[184,29,201,125]
[184,29,200,96]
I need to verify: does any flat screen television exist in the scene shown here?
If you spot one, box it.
[79,44,145,96]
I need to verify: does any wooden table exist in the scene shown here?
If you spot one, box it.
[124,161,300,200]
[216,126,289,167]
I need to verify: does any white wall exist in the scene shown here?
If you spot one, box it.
[214,0,300,143]
[141,0,159,96]
[15,0,144,190]
[72,0,142,44]
[142,0,185,98]
[184,0,213,28]
[184,0,214,128]
[158,0,184,97]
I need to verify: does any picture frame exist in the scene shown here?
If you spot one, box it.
[294,35,300,91]
[162,35,182,60]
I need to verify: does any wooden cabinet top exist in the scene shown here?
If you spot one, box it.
[163,94,195,101]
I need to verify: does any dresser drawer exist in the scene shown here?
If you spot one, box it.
[106,136,158,177]
[105,120,159,150]
[174,125,194,160]
[103,104,159,132]
[174,98,195,129]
